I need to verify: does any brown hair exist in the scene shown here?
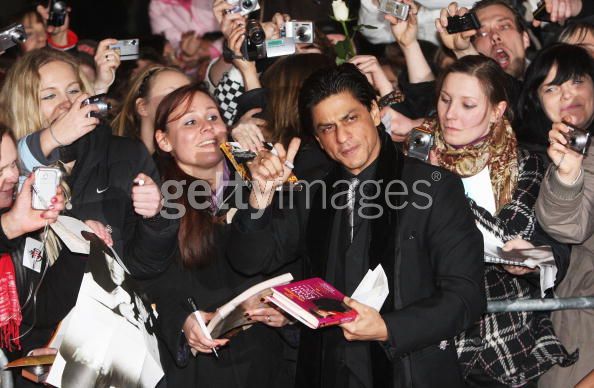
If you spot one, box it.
[111,65,187,138]
[436,55,513,122]
[260,53,334,145]
[154,83,223,268]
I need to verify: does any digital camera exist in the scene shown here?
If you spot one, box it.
[533,1,552,22]
[109,39,140,61]
[241,19,267,61]
[32,167,62,210]
[225,0,260,16]
[0,23,26,52]
[378,0,410,21]
[81,94,111,118]
[407,126,434,162]
[283,21,314,44]
[562,123,591,155]
[48,0,67,27]
[446,13,481,34]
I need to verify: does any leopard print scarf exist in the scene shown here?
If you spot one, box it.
[430,117,519,212]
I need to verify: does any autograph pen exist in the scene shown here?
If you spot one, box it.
[186,297,219,359]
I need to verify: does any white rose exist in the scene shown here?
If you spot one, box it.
[332,0,350,21]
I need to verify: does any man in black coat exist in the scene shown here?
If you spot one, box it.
[228,64,485,388]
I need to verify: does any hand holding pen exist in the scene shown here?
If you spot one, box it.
[183,297,229,358]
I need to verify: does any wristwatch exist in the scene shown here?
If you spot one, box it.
[378,90,405,109]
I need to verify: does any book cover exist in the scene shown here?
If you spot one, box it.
[269,278,357,329]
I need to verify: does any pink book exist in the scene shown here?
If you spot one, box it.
[268,278,357,329]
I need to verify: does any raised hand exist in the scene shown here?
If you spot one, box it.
[94,39,121,94]
[0,174,65,239]
[349,55,394,97]
[547,120,584,185]
[385,0,419,48]
[435,2,478,56]
[247,137,301,209]
[131,173,162,218]
[46,93,100,147]
[232,108,267,152]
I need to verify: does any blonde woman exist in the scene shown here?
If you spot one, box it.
[0,48,178,373]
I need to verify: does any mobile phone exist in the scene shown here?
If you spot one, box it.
[378,0,410,21]
[533,1,551,22]
[446,13,481,34]
[32,167,61,210]
[108,39,140,61]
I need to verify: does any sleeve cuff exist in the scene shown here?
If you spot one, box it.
[18,133,59,174]
[546,165,584,201]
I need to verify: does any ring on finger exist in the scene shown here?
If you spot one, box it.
[266,315,271,322]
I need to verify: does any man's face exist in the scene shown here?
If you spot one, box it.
[312,91,381,176]
[473,4,530,78]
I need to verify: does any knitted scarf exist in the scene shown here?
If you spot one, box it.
[430,117,519,212]
[0,253,21,350]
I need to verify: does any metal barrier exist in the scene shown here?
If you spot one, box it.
[487,297,594,313]
[0,349,14,388]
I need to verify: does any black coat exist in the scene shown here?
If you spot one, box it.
[145,169,300,388]
[228,132,486,388]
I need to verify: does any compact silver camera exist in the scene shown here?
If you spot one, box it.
[407,126,434,162]
[378,0,410,21]
[32,167,62,210]
[82,94,111,118]
[109,39,140,61]
[0,23,27,52]
[225,0,260,16]
[562,124,591,155]
[283,21,314,44]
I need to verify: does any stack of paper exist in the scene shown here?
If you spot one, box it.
[351,264,389,311]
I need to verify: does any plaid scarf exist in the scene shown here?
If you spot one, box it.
[0,253,21,350]
[432,117,519,213]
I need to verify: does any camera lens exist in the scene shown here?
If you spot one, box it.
[241,0,254,10]
[296,26,311,43]
[413,134,428,146]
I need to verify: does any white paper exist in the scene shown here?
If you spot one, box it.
[351,264,389,311]
[462,167,496,215]
[23,237,43,272]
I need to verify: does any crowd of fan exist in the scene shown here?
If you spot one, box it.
[0,0,593,387]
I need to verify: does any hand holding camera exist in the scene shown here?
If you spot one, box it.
[0,174,64,240]
[0,24,27,53]
[94,39,121,95]
[532,0,583,26]
[435,2,479,55]
[547,120,588,185]
[36,1,70,37]
[45,93,101,148]
[384,0,418,48]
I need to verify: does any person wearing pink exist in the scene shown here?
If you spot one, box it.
[149,0,219,49]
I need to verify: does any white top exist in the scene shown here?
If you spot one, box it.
[461,166,497,216]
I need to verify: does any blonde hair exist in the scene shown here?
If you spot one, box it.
[0,48,94,140]
[0,49,88,265]
[111,65,186,138]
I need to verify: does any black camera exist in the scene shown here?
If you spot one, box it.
[446,13,481,34]
[407,126,434,162]
[533,1,552,22]
[241,19,267,61]
[562,123,591,155]
[0,24,27,52]
[81,94,111,118]
[48,0,67,27]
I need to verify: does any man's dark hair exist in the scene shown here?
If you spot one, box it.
[472,0,527,33]
[298,63,377,136]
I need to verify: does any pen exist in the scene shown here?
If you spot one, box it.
[186,297,219,359]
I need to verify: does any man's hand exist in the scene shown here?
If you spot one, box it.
[247,138,301,209]
[340,297,389,342]
[435,2,479,57]
[131,173,162,218]
[183,312,229,353]
[533,0,582,26]
[1,174,65,240]
[349,55,394,97]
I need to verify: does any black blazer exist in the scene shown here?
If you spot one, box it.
[229,133,485,388]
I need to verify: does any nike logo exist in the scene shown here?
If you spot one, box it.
[96,187,109,194]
